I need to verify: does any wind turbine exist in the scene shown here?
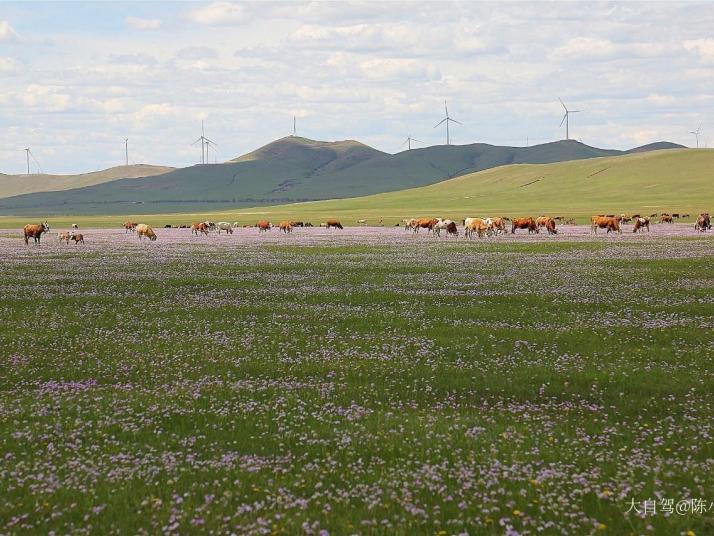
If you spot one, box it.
[433,100,462,145]
[689,124,702,148]
[293,116,297,136]
[558,97,580,140]
[124,138,129,166]
[23,148,42,175]
[192,121,217,164]
[401,135,422,151]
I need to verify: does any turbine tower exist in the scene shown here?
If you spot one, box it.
[689,124,702,148]
[192,121,217,164]
[23,148,42,175]
[401,135,422,151]
[558,97,580,140]
[433,100,462,145]
[293,116,297,136]
[124,138,129,166]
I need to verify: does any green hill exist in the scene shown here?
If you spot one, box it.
[0,137,684,216]
[0,165,175,199]
[195,148,714,225]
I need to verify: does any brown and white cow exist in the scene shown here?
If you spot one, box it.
[658,214,674,224]
[464,218,489,239]
[123,221,137,233]
[191,222,209,235]
[278,221,293,233]
[257,220,272,232]
[58,231,71,244]
[695,213,711,232]
[326,219,343,230]
[136,224,157,241]
[633,217,650,233]
[511,217,539,234]
[23,222,50,245]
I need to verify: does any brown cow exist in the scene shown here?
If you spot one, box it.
[413,218,437,233]
[591,216,621,234]
[70,232,85,244]
[58,231,71,244]
[490,217,507,234]
[633,217,650,233]
[511,217,538,234]
[544,218,557,235]
[659,214,673,224]
[257,220,272,232]
[536,216,549,230]
[279,221,293,233]
[464,218,489,239]
[23,222,50,245]
[695,213,711,232]
[123,221,137,233]
[191,222,209,236]
[136,224,157,241]
[326,219,343,230]
[446,221,458,237]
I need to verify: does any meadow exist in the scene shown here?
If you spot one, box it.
[1,226,713,535]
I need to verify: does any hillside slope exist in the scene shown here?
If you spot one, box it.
[206,148,713,224]
[0,165,175,199]
[0,137,686,215]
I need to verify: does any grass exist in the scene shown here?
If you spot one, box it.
[0,148,710,229]
[1,232,713,534]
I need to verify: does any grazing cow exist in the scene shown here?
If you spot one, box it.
[304,222,313,227]
[565,218,577,225]
[404,218,417,232]
[695,213,711,232]
[257,220,272,232]
[216,222,234,234]
[23,222,50,245]
[191,222,209,235]
[292,221,304,227]
[123,221,137,233]
[432,219,457,237]
[136,224,157,241]
[464,217,489,239]
[490,217,507,235]
[164,224,172,228]
[233,222,240,228]
[542,217,557,235]
[591,216,621,234]
[72,223,78,229]
[659,214,673,224]
[672,213,680,218]
[681,214,691,219]
[536,216,550,230]
[357,219,367,225]
[70,232,84,244]
[326,219,343,229]
[633,217,650,233]
[649,213,658,218]
[58,231,71,244]
[620,214,632,223]
[446,221,458,237]
[279,220,294,233]
[511,217,539,234]
[632,214,641,219]
[179,225,188,229]
[204,221,216,231]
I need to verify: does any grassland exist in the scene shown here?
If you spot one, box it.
[0,148,709,229]
[1,229,712,534]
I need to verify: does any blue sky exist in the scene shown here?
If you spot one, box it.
[1,1,713,173]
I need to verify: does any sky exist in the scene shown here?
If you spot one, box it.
[1,1,713,174]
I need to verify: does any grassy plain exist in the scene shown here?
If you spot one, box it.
[0,148,710,229]
[1,229,712,534]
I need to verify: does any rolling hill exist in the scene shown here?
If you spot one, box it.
[0,137,685,216]
[0,165,175,199]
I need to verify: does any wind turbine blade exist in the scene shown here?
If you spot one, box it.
[450,118,463,125]
[191,137,203,146]
[444,100,449,117]
[558,97,567,111]
[412,139,422,143]
[434,118,447,128]
[559,113,567,127]
[570,110,581,113]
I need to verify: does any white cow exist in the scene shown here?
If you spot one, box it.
[216,222,233,234]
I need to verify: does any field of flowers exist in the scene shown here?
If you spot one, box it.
[1,226,713,535]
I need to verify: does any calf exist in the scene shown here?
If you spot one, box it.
[70,232,85,244]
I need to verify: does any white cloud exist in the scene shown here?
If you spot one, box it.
[0,57,17,71]
[20,84,71,112]
[175,47,218,60]
[552,37,617,61]
[186,2,246,25]
[683,38,714,63]
[0,20,19,42]
[125,16,161,30]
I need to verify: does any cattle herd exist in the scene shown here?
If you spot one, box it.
[17,212,712,245]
